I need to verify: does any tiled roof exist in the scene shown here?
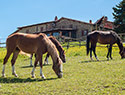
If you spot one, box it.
[17,17,93,30]
[94,16,104,25]
[58,17,93,25]
[18,21,55,29]
[94,16,113,29]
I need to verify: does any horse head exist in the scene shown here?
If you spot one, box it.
[52,57,63,78]
[60,50,66,63]
[119,47,125,59]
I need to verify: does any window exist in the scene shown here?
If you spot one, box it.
[41,27,43,32]
[52,22,56,28]
[53,32,59,36]
[82,30,84,36]
[26,29,29,33]
[47,33,50,36]
[62,31,69,37]
[69,24,73,28]
[36,26,38,32]
[62,26,65,28]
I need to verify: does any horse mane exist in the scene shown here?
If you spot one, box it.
[49,36,64,53]
[45,36,61,64]
[110,31,124,51]
[110,31,122,43]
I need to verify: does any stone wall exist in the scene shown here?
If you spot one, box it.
[56,18,93,38]
[18,18,93,38]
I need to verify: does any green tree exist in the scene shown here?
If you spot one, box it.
[112,0,125,33]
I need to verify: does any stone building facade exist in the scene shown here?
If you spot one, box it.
[16,16,114,39]
[17,16,93,38]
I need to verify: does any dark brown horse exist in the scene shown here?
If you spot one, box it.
[2,33,63,79]
[30,36,66,66]
[86,30,125,60]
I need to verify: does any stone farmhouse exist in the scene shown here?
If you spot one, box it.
[94,16,114,31]
[16,16,114,39]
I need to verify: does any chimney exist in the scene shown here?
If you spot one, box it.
[89,20,92,24]
[55,16,58,21]
[104,16,108,21]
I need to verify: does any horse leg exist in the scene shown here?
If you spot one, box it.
[109,45,113,59]
[93,45,99,61]
[106,45,110,60]
[90,45,93,60]
[2,51,12,77]
[11,49,20,77]
[44,53,49,65]
[31,55,39,78]
[31,53,42,78]
[30,54,33,67]
[39,55,45,79]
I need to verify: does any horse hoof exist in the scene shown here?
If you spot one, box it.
[12,73,18,77]
[90,57,93,61]
[31,75,35,78]
[15,74,18,77]
[2,74,5,77]
[44,62,48,65]
[41,76,46,79]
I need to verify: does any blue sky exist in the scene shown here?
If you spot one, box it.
[0,0,121,40]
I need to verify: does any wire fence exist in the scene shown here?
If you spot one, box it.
[0,33,125,48]
[0,38,6,48]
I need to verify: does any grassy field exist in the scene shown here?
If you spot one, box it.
[0,45,125,95]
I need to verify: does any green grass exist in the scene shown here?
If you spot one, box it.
[0,45,125,95]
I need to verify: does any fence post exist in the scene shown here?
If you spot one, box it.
[79,40,81,47]
[67,41,69,49]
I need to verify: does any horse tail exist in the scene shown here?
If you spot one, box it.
[86,35,90,55]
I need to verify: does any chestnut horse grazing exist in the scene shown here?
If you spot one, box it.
[86,30,125,60]
[2,33,63,79]
[30,36,66,66]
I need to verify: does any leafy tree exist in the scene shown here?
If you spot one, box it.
[112,0,125,33]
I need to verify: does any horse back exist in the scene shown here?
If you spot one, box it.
[89,31,117,44]
[6,33,48,54]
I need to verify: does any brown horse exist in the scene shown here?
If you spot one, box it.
[86,30,125,60]
[2,33,63,79]
[30,36,66,66]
